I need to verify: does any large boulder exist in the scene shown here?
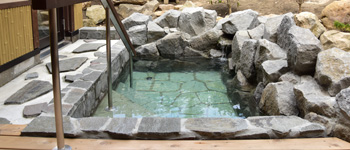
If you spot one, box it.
[294,76,336,118]
[154,10,181,28]
[231,70,255,92]
[278,72,301,85]
[264,13,293,42]
[135,42,159,59]
[304,112,336,136]
[321,0,350,30]
[230,30,250,71]
[147,21,166,43]
[141,0,160,14]
[222,9,259,35]
[178,7,207,36]
[188,29,223,51]
[86,5,105,25]
[204,9,217,30]
[320,30,350,52]
[335,87,350,126]
[117,4,143,19]
[122,13,152,30]
[156,32,188,58]
[261,59,288,84]
[236,40,258,81]
[315,48,350,96]
[259,81,298,116]
[247,24,266,40]
[277,16,323,75]
[295,12,327,38]
[127,25,147,46]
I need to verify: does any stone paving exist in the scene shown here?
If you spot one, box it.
[93,71,238,118]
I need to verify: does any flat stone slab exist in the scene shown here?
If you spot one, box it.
[65,74,83,82]
[23,102,47,118]
[25,72,38,80]
[46,57,88,73]
[4,80,53,104]
[0,118,10,124]
[72,43,105,53]
[137,117,181,139]
[105,118,138,139]
[78,117,110,132]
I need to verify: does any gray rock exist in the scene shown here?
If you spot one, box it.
[254,82,265,104]
[231,70,255,92]
[135,42,159,58]
[127,24,147,46]
[259,81,298,116]
[78,117,110,132]
[304,112,336,136]
[236,39,258,80]
[278,72,301,84]
[183,47,208,58]
[333,124,350,142]
[335,87,350,126]
[265,13,293,42]
[294,76,336,117]
[137,118,181,139]
[214,17,229,30]
[4,80,52,104]
[315,48,350,96]
[65,74,83,82]
[154,9,181,28]
[248,24,266,40]
[209,49,223,58]
[222,9,259,35]
[147,21,166,43]
[204,9,217,30]
[105,118,138,139]
[257,16,268,24]
[46,57,88,73]
[25,72,39,80]
[68,80,93,90]
[72,43,106,53]
[0,118,10,124]
[178,7,206,36]
[185,118,249,139]
[81,71,102,82]
[43,103,74,116]
[63,88,86,104]
[277,16,322,75]
[218,36,232,55]
[254,39,287,68]
[233,127,270,139]
[248,116,325,138]
[122,12,152,30]
[230,30,250,71]
[21,116,79,137]
[189,29,223,51]
[261,59,288,84]
[156,32,188,58]
[23,102,47,118]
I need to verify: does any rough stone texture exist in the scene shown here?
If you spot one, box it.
[248,116,325,138]
[254,82,265,104]
[154,9,181,28]
[209,49,223,58]
[231,70,255,92]
[137,118,180,139]
[204,9,217,30]
[178,7,206,36]
[305,112,336,136]
[21,116,79,137]
[278,72,301,84]
[141,0,160,13]
[294,76,336,117]
[335,87,350,126]
[127,24,147,46]
[295,12,326,38]
[218,36,232,55]
[320,30,350,52]
[79,117,109,132]
[189,29,223,51]
[0,118,10,124]
[236,39,258,80]
[315,48,350,96]
[117,4,143,20]
[147,21,166,43]
[23,102,47,118]
[79,27,120,40]
[159,4,174,11]
[4,80,52,104]
[81,71,103,82]
[46,57,88,73]
[254,39,287,68]
[25,72,38,80]
[321,0,350,30]
[333,124,350,142]
[72,43,106,53]
[264,13,293,42]
[122,13,152,30]
[185,118,249,139]
[43,103,74,116]
[65,74,83,82]
[247,24,266,40]
[222,9,259,35]
[183,47,208,58]
[135,42,159,58]
[86,5,105,25]
[259,81,298,116]
[261,59,288,84]
[230,30,250,70]
[156,32,188,58]
[277,16,322,75]
[105,118,138,139]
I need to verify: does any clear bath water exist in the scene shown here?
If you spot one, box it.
[93,70,240,118]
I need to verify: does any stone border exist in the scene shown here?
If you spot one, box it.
[79,27,121,40]
[22,116,326,140]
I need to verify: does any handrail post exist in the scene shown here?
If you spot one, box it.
[106,7,114,111]
[129,51,133,88]
[49,8,71,150]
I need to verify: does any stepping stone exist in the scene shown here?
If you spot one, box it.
[72,43,105,53]
[65,74,83,82]
[25,72,38,80]
[46,57,88,73]
[0,118,10,124]
[137,117,181,139]
[23,102,47,118]
[4,80,53,105]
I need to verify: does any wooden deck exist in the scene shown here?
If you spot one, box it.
[1,124,350,150]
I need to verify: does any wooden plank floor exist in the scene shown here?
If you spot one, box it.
[1,125,350,150]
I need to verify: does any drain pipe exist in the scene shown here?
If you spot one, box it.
[49,8,71,150]
[106,7,114,111]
